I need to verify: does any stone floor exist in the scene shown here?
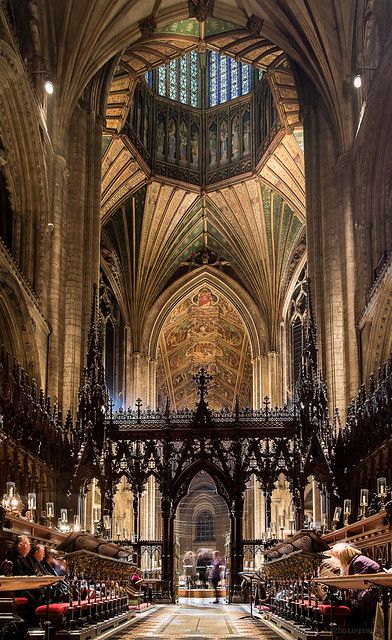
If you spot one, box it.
[114,602,282,639]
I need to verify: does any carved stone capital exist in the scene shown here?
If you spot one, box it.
[246,14,264,36]
[190,0,214,22]
[139,15,157,38]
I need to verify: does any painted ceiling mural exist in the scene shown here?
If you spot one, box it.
[156,285,252,410]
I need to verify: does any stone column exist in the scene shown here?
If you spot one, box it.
[230,494,244,597]
[251,355,263,409]
[303,103,359,416]
[161,496,174,599]
[148,358,157,410]
[46,153,69,401]
[61,104,103,411]
[267,351,279,405]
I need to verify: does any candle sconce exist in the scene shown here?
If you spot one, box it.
[359,489,369,519]
[27,493,36,522]
[377,477,387,510]
[332,506,342,531]
[343,499,351,526]
[46,502,54,528]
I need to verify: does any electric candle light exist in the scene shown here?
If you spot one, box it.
[6,482,15,497]
[343,499,351,525]
[377,477,386,495]
[46,502,54,517]
[28,492,36,510]
[333,506,342,521]
[60,508,68,524]
[360,489,369,519]
[360,488,369,506]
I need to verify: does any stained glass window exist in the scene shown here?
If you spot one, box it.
[190,50,199,107]
[169,59,177,101]
[209,51,218,106]
[158,66,166,96]
[195,511,215,541]
[147,50,252,107]
[207,52,252,106]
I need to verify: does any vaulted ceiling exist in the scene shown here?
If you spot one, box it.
[97,5,311,408]
[49,0,356,151]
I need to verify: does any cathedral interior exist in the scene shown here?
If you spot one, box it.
[0,1,391,639]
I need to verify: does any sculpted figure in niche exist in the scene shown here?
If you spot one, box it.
[179,121,187,162]
[231,115,240,159]
[243,113,251,155]
[220,120,228,163]
[168,118,176,160]
[143,106,148,148]
[209,128,217,166]
[191,132,199,166]
[157,118,165,156]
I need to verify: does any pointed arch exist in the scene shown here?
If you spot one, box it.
[144,267,267,361]
[171,459,234,512]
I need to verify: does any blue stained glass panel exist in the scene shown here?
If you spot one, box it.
[190,50,199,107]
[231,59,239,99]
[151,50,252,107]
[220,55,228,102]
[209,51,218,106]
[180,56,187,104]
[158,66,166,96]
[169,59,177,101]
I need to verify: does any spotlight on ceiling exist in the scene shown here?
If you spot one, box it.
[353,74,362,89]
[44,80,54,95]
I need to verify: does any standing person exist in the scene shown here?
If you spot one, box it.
[210,550,222,604]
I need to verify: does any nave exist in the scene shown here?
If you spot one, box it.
[114,603,280,640]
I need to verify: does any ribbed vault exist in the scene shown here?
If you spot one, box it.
[50,0,356,153]
[101,175,304,352]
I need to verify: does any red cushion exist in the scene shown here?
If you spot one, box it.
[256,605,270,611]
[317,605,351,616]
[35,600,90,617]
[14,597,29,606]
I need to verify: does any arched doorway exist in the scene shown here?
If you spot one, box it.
[175,471,230,600]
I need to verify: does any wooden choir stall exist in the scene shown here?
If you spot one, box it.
[0,521,157,639]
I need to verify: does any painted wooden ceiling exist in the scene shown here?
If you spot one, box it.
[101,164,305,353]
[100,12,306,403]
[156,284,252,410]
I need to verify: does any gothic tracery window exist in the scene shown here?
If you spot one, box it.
[145,50,252,108]
[289,266,307,390]
[208,52,251,106]
[195,510,215,541]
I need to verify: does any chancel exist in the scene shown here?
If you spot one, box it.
[0,1,391,639]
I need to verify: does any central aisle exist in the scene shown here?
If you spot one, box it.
[116,603,281,639]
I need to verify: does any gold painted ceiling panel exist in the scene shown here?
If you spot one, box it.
[157,285,252,410]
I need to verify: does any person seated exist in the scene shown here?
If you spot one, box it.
[29,544,46,576]
[43,548,63,576]
[331,543,380,576]
[11,536,35,576]
[331,543,380,626]
[10,537,43,626]
[43,548,70,603]
[131,570,152,602]
[315,550,342,601]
